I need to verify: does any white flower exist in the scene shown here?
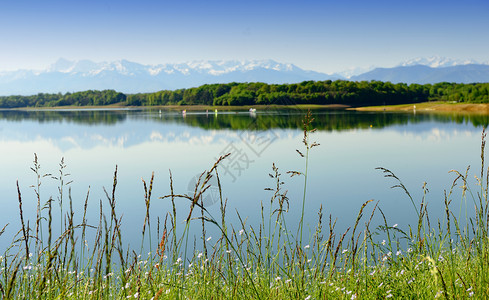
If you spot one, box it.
[378,282,383,288]
[408,278,414,284]
[342,249,348,254]
[197,252,203,259]
[386,294,393,298]
[226,250,232,254]
[134,292,139,298]
[305,296,311,300]
[239,229,245,235]
[304,244,310,249]
[407,248,413,253]
[285,279,292,284]
[275,276,281,281]
[396,250,402,256]
[381,240,386,245]
[392,224,398,228]
[369,270,376,276]
[206,236,212,242]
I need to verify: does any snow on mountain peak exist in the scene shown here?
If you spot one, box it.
[44,59,298,77]
[398,56,483,68]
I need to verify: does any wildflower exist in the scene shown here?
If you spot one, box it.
[438,255,444,262]
[351,294,357,300]
[285,279,292,284]
[381,240,386,245]
[378,282,383,288]
[188,263,193,268]
[396,250,402,256]
[134,292,139,298]
[408,278,414,284]
[467,287,472,292]
[392,224,398,228]
[304,244,310,249]
[400,269,405,275]
[307,259,312,263]
[176,257,183,264]
[239,229,245,235]
[342,249,348,254]
[125,282,130,289]
[386,293,393,298]
[197,252,203,259]
[226,250,232,254]
[407,248,413,253]
[369,270,376,276]
[469,291,474,297]
[275,276,281,281]
[305,296,311,300]
[387,251,392,257]
[435,291,443,298]
[206,236,212,242]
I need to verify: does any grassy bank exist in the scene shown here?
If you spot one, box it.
[0,112,488,299]
[352,101,489,114]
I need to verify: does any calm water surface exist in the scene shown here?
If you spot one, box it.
[0,108,488,252]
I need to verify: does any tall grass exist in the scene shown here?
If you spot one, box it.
[0,114,488,299]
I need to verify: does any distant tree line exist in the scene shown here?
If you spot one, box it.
[0,81,488,108]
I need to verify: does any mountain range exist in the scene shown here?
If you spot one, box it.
[0,56,488,96]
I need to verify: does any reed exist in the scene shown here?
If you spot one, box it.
[0,114,487,299]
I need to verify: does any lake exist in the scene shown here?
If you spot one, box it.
[0,108,488,253]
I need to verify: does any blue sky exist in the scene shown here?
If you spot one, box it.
[0,0,488,73]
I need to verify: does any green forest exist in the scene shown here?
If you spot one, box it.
[0,80,488,108]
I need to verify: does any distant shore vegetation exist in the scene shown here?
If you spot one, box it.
[0,80,488,108]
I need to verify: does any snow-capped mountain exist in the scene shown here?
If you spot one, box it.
[0,57,488,96]
[398,56,488,68]
[0,59,340,95]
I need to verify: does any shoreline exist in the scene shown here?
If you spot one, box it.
[350,101,489,114]
[3,102,489,115]
[3,103,350,111]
